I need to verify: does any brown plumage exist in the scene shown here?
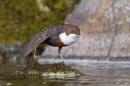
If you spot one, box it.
[21,24,80,64]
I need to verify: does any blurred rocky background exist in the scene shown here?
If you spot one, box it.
[44,0,130,58]
[0,0,79,62]
[0,0,130,62]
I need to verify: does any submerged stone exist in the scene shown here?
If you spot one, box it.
[12,63,82,79]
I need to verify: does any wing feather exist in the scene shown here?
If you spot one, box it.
[21,24,65,59]
[21,31,47,59]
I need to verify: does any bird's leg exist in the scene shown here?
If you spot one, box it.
[30,49,36,68]
[58,47,64,64]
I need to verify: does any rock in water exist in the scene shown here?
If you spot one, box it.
[12,63,81,79]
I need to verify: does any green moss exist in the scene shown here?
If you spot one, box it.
[12,63,82,79]
[0,0,79,44]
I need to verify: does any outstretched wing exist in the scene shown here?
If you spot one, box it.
[21,30,47,59]
[21,24,65,59]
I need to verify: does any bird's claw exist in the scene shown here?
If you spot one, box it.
[61,61,65,65]
[30,58,34,68]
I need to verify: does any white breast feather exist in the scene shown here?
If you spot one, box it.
[59,32,80,45]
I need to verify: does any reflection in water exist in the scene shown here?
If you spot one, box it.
[0,59,130,86]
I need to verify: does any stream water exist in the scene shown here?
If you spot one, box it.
[0,58,130,86]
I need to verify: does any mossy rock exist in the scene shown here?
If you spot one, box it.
[12,63,82,79]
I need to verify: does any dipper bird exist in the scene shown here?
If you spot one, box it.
[21,24,80,66]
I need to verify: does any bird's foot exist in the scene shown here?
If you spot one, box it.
[30,58,34,69]
[61,61,65,65]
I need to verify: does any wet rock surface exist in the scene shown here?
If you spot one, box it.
[12,63,81,79]
[43,0,130,58]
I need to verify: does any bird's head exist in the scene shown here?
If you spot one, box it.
[65,24,80,36]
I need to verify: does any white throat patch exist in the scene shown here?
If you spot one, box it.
[59,32,80,45]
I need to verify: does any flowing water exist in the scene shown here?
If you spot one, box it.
[0,58,130,86]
